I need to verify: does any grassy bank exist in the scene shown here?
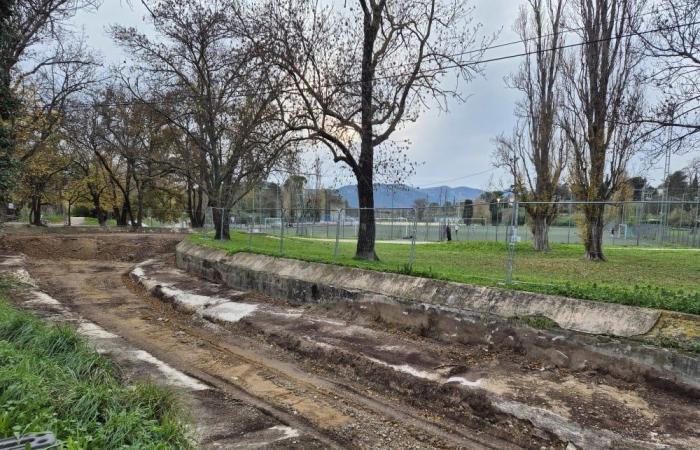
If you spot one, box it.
[0,278,192,449]
[189,232,700,315]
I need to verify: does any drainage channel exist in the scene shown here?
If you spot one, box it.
[131,257,700,450]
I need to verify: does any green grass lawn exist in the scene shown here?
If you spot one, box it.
[190,232,700,315]
[0,278,192,449]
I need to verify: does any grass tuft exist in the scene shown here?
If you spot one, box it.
[0,283,192,449]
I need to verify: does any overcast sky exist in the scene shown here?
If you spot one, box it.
[69,0,696,190]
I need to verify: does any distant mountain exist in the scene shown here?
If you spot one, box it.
[335,184,483,209]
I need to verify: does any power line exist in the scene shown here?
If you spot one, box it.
[26,17,700,113]
[415,168,496,189]
[370,4,680,75]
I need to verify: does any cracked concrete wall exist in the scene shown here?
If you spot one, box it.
[175,241,660,338]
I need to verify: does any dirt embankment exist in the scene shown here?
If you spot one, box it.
[0,232,181,262]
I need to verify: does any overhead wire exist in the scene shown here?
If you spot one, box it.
[31,15,700,112]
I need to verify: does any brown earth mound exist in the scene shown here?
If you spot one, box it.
[0,233,182,262]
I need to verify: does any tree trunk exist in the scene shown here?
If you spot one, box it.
[94,207,107,226]
[120,205,129,226]
[188,186,206,228]
[67,202,72,226]
[356,176,377,260]
[30,195,42,226]
[583,204,606,261]
[212,207,230,240]
[90,194,107,226]
[531,213,551,252]
[354,4,382,261]
[193,189,205,227]
[136,191,143,227]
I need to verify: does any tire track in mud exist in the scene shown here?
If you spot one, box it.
[6,232,696,449]
[17,257,524,449]
[141,303,517,450]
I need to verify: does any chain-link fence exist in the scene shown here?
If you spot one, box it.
[199,200,699,292]
[10,199,700,250]
[205,200,700,246]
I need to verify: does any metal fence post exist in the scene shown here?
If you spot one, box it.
[279,208,285,256]
[505,197,519,284]
[408,208,418,272]
[334,209,343,258]
[567,202,572,244]
[219,208,225,241]
[247,214,253,249]
[636,202,641,246]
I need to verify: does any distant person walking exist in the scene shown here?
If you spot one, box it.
[445,224,452,242]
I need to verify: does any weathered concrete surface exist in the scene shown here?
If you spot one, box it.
[176,241,661,338]
[132,258,700,449]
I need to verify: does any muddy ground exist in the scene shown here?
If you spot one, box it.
[0,230,698,450]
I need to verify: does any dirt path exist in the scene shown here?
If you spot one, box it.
[21,257,537,449]
[0,233,540,449]
[1,232,698,449]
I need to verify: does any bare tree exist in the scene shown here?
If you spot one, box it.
[0,0,99,220]
[247,0,492,260]
[561,0,646,260]
[637,0,700,145]
[13,41,99,163]
[112,0,298,239]
[63,108,111,225]
[495,0,568,252]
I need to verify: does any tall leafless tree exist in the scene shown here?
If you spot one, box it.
[637,0,700,145]
[246,0,492,260]
[495,0,568,252]
[112,0,298,239]
[561,0,646,260]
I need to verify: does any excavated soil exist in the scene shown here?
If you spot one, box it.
[0,232,180,262]
[1,230,698,449]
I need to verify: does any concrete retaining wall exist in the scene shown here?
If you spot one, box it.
[176,241,660,338]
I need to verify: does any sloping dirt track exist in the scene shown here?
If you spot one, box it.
[1,231,698,449]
